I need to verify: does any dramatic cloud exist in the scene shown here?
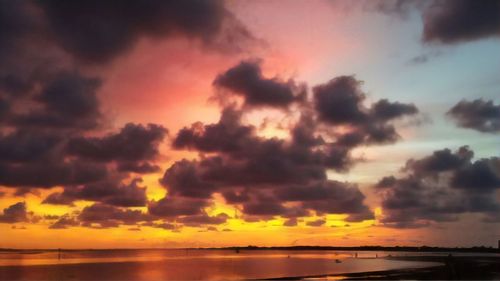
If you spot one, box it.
[178,213,229,227]
[371,99,418,121]
[0,158,107,189]
[376,146,500,227]
[148,197,210,218]
[168,109,378,221]
[213,60,305,108]
[78,203,152,228]
[165,72,422,224]
[43,178,148,207]
[0,73,110,191]
[314,76,369,126]
[173,107,254,153]
[306,219,326,227]
[67,123,167,163]
[451,158,500,191]
[0,130,61,163]
[422,0,500,44]
[49,215,79,229]
[0,202,29,223]
[447,99,500,133]
[358,0,500,45]
[38,0,254,64]
[275,181,374,222]
[313,76,418,144]
[404,146,474,175]
[12,72,102,129]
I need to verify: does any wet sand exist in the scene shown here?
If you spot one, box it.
[266,256,500,280]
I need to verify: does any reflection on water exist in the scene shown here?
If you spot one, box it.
[0,249,445,280]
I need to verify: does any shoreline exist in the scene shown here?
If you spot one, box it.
[2,246,499,254]
[262,256,500,280]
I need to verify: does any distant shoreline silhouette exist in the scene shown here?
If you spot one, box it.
[1,245,499,254]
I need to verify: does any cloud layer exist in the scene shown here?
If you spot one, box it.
[376,146,500,228]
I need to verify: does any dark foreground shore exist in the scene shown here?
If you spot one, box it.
[266,256,500,280]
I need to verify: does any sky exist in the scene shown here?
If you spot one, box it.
[0,0,499,249]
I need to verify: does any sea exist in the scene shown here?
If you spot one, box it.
[0,249,477,280]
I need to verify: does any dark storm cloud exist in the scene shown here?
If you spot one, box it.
[0,0,260,231]
[0,0,54,100]
[313,76,418,144]
[117,162,160,174]
[222,189,251,204]
[422,0,500,44]
[404,146,474,175]
[451,158,500,191]
[0,130,61,163]
[283,217,298,227]
[375,176,397,188]
[170,109,335,195]
[0,128,104,192]
[358,0,500,45]
[0,98,9,119]
[313,76,368,126]
[242,195,288,217]
[38,0,254,64]
[447,99,500,133]
[173,107,254,153]
[178,213,229,226]
[142,221,177,230]
[42,192,76,206]
[148,197,209,218]
[196,141,326,186]
[371,99,418,121]
[0,202,28,223]
[306,219,326,227]
[358,0,422,18]
[67,123,167,162]
[213,60,305,108]
[167,83,421,222]
[49,215,79,229]
[240,199,308,220]
[0,160,107,189]
[43,178,148,207]
[0,124,166,193]
[376,146,500,228]
[287,182,374,222]
[78,203,152,228]
[160,159,216,199]
[12,72,102,129]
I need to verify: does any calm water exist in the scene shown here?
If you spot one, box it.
[0,249,445,280]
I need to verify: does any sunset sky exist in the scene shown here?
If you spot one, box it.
[1,0,499,249]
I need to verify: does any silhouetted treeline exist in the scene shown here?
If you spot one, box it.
[1,245,499,253]
[207,245,500,253]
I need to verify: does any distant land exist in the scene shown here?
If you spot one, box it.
[209,245,500,253]
[1,245,499,253]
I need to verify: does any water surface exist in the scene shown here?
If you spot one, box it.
[0,249,445,280]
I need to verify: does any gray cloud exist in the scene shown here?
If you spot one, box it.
[376,146,500,228]
[213,60,305,108]
[422,0,500,44]
[38,0,254,64]
[0,202,29,223]
[447,99,500,133]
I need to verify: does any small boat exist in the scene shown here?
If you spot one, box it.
[335,259,342,263]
